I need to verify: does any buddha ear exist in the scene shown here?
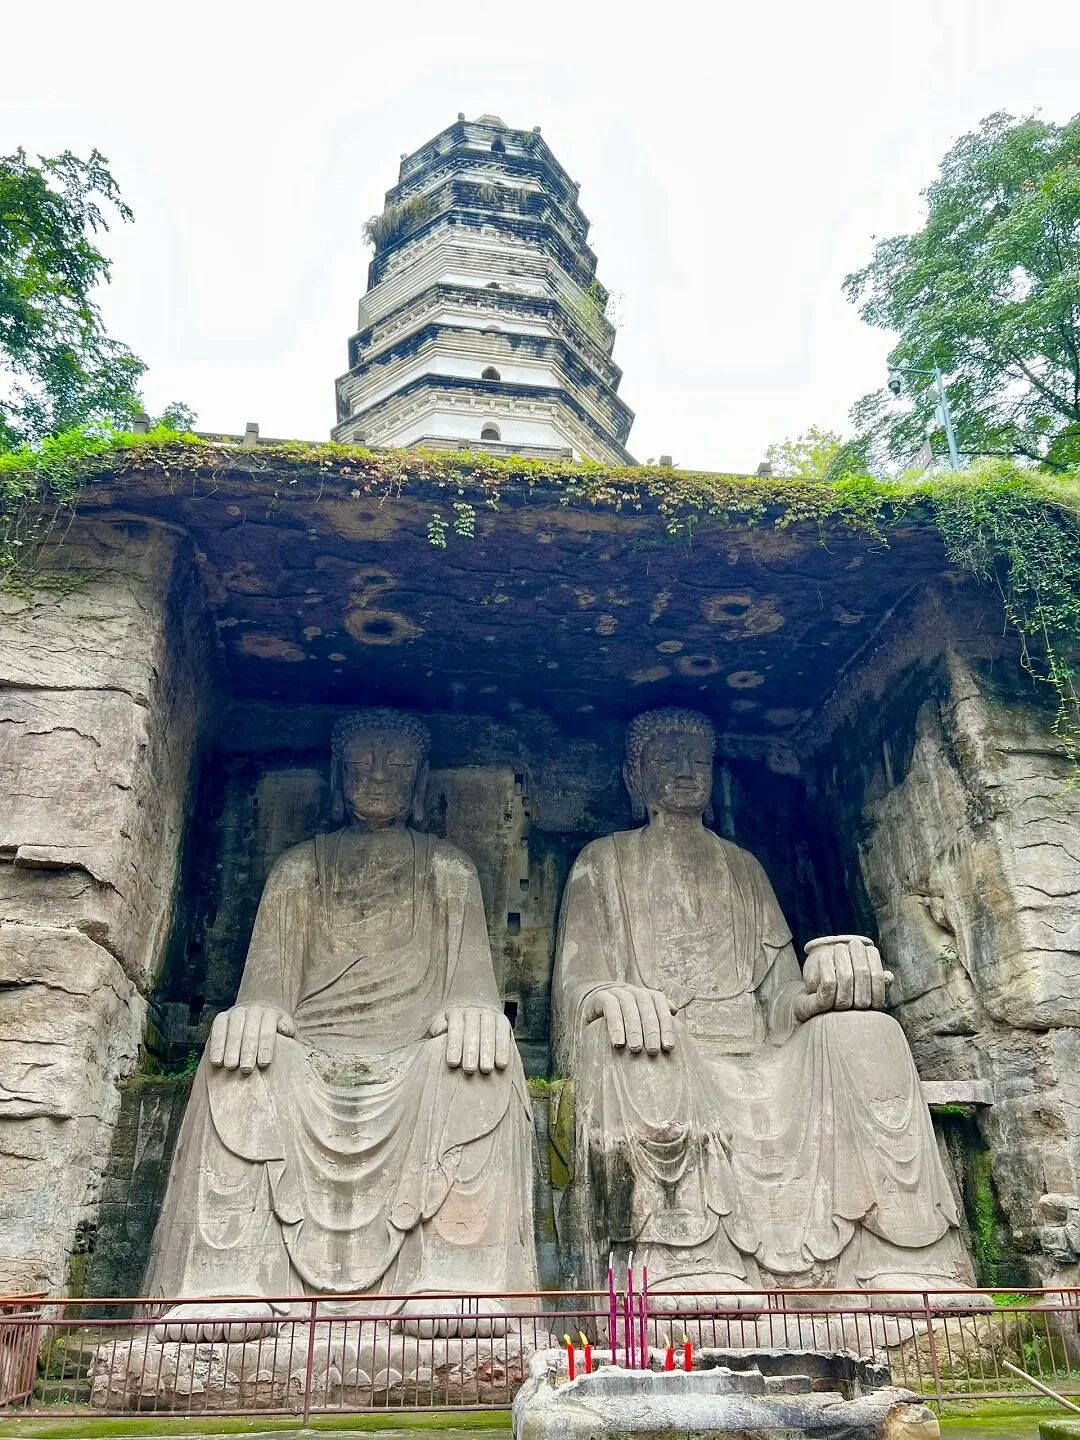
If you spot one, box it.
[410,759,430,827]
[623,761,646,823]
[329,751,345,824]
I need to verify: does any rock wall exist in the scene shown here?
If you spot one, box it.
[813,595,1080,1285]
[84,1072,193,1303]
[151,700,848,1075]
[0,520,214,1294]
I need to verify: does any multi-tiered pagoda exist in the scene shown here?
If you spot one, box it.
[332,114,635,462]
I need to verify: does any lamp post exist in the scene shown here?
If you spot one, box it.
[887,364,961,470]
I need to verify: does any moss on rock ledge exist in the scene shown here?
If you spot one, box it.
[3,430,1079,764]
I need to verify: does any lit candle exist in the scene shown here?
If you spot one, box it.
[682,1334,692,1372]
[563,1334,576,1382]
[663,1336,675,1371]
[579,1331,593,1374]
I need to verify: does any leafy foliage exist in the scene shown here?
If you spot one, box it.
[763,426,851,479]
[156,400,197,432]
[0,148,146,448]
[0,422,195,583]
[0,147,193,452]
[930,459,1080,764]
[845,112,1080,471]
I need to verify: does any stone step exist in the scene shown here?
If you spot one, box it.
[921,1079,994,1110]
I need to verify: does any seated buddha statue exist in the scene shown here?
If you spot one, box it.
[553,706,972,1306]
[147,708,538,1340]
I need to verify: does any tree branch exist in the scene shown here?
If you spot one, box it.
[1007,351,1078,418]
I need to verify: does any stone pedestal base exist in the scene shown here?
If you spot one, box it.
[91,1321,558,1411]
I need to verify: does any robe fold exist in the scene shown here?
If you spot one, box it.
[147,828,537,1302]
[553,827,964,1289]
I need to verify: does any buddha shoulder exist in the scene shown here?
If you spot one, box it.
[427,836,484,896]
[566,831,621,878]
[262,836,319,890]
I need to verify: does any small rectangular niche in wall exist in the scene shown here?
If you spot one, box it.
[503,998,519,1028]
[507,912,521,936]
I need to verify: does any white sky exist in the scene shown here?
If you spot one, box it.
[4,0,1078,471]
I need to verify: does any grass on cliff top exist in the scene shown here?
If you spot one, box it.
[3,425,1079,768]
[1,424,1078,536]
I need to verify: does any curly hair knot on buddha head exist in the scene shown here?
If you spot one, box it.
[624,707,717,823]
[331,709,431,762]
[330,708,431,822]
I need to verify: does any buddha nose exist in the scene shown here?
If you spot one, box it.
[676,753,694,778]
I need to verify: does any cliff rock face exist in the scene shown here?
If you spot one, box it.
[819,629,1080,1284]
[2,460,1076,1301]
[0,520,211,1292]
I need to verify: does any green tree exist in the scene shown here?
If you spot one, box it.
[845,112,1080,472]
[0,147,191,450]
[764,425,846,478]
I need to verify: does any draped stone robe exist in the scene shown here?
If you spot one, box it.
[553,827,966,1292]
[147,827,537,1303]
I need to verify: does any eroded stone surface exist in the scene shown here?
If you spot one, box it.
[513,1348,937,1440]
[815,606,1080,1286]
[0,519,212,1292]
[91,1318,553,1410]
[0,925,144,1293]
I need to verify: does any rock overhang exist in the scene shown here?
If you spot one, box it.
[42,441,973,752]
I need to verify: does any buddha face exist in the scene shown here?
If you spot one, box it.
[637,727,714,818]
[340,728,423,826]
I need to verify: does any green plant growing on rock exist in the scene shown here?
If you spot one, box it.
[929,460,1080,766]
[970,1150,1006,1287]
[362,194,436,250]
[574,279,612,345]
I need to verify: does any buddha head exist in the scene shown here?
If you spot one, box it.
[624,707,716,824]
[330,709,431,827]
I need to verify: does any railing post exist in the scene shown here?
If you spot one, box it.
[301,1297,318,1425]
[922,1291,943,1406]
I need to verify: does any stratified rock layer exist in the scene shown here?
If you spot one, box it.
[0,520,212,1292]
[814,591,1080,1286]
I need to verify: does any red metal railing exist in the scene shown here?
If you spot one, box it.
[2,1287,1080,1416]
[0,1296,42,1408]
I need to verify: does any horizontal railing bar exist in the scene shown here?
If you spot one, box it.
[7,1285,1080,1305]
[7,1289,1080,1418]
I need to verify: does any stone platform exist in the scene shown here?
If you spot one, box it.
[512,1347,939,1440]
[91,1319,557,1410]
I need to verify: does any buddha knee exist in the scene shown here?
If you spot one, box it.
[818,1007,906,1048]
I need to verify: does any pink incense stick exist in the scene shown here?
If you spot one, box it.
[626,1251,636,1368]
[639,1265,649,1366]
